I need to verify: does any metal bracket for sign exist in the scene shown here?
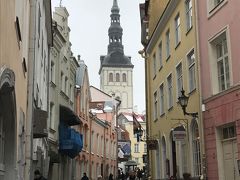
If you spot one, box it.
[171,118,189,142]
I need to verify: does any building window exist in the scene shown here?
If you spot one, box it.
[122,73,127,82]
[101,136,104,156]
[106,139,109,158]
[97,134,99,155]
[159,83,164,115]
[185,0,192,31]
[222,125,236,140]
[158,42,163,69]
[209,32,230,93]
[175,13,181,46]
[166,29,170,59]
[153,53,157,78]
[167,74,173,109]
[50,102,55,129]
[176,63,183,98]
[116,73,120,82]
[192,121,201,176]
[134,143,139,153]
[69,84,73,102]
[187,50,196,92]
[61,72,64,91]
[50,61,55,84]
[154,91,158,120]
[109,73,113,82]
[135,158,139,163]
[144,144,147,153]
[91,131,94,153]
[216,37,230,91]
[65,77,68,94]
[38,5,41,42]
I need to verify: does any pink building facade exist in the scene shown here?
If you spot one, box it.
[197,0,240,179]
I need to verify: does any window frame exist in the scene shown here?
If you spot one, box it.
[176,62,183,99]
[153,53,157,78]
[159,83,165,116]
[154,91,158,120]
[185,0,193,32]
[166,29,170,59]
[158,42,163,70]
[167,74,173,109]
[187,49,196,93]
[134,143,139,153]
[109,73,113,82]
[175,13,181,46]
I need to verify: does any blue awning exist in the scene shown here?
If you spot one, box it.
[59,124,83,158]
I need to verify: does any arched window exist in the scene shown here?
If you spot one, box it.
[122,73,127,82]
[116,73,120,82]
[109,73,113,82]
[192,120,201,176]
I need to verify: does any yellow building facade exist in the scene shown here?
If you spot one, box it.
[142,0,205,179]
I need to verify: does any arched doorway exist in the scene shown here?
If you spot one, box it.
[155,140,161,178]
[170,131,177,178]
[161,136,167,179]
[0,67,16,180]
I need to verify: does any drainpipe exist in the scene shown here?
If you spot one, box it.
[194,1,206,179]
[26,0,37,179]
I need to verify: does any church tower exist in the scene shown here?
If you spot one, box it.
[99,0,134,112]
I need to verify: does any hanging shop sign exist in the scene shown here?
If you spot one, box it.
[173,126,186,141]
[147,139,158,150]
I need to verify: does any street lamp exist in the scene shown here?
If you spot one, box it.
[178,89,198,118]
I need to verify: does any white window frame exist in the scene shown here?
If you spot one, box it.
[153,53,157,78]
[159,83,165,116]
[176,62,183,98]
[167,74,173,109]
[158,42,163,70]
[187,49,196,92]
[166,29,170,59]
[185,0,193,31]
[50,102,55,130]
[134,143,139,153]
[154,91,158,120]
[216,38,230,91]
[50,61,55,84]
[175,13,181,46]
[209,30,231,94]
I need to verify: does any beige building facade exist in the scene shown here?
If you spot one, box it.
[0,0,30,179]
[140,0,205,179]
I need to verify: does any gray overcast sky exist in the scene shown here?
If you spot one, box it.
[52,0,145,113]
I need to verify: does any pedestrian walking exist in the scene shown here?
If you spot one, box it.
[109,173,114,180]
[34,169,47,180]
[81,172,89,180]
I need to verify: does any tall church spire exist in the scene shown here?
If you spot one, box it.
[99,0,133,74]
[108,0,123,54]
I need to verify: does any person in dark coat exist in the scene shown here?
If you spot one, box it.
[34,169,47,180]
[81,172,89,180]
[109,173,114,180]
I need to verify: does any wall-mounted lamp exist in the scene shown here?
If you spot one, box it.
[178,89,198,118]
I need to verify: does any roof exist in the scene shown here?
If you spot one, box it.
[119,112,145,122]
[76,60,87,87]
